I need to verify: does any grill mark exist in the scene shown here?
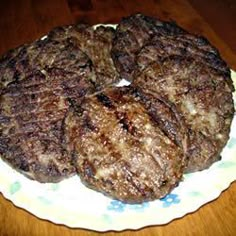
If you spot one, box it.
[0,27,102,183]
[82,114,98,132]
[131,87,187,148]
[96,93,114,108]
[5,88,88,115]
[6,108,68,120]
[115,111,137,135]
[95,91,164,172]
[5,79,89,98]
[119,89,181,171]
[149,101,185,148]
[83,97,135,164]
[148,35,226,73]
[67,97,84,116]
[2,110,68,140]
[98,133,122,160]
[96,90,139,136]
[122,164,150,197]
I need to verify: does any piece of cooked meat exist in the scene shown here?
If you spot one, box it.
[64,87,185,203]
[130,87,189,154]
[137,33,230,76]
[0,23,120,92]
[48,24,120,89]
[112,14,230,82]
[0,35,96,182]
[0,35,96,90]
[0,21,122,182]
[111,13,186,81]
[132,56,235,172]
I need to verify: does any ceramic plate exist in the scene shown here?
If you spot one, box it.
[0,27,236,231]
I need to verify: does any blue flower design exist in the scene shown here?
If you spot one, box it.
[107,200,126,212]
[127,202,149,212]
[107,200,149,212]
[160,193,180,208]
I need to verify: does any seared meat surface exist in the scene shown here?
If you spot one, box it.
[0,26,101,182]
[111,13,185,81]
[0,23,121,182]
[0,66,95,182]
[48,24,120,89]
[137,33,230,76]
[65,87,185,203]
[133,56,234,172]
[113,14,234,172]
[112,14,230,81]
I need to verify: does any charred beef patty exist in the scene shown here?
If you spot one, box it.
[64,87,185,203]
[111,13,186,81]
[112,14,230,81]
[47,24,120,89]
[133,56,234,172]
[0,29,98,182]
[0,24,120,91]
[0,23,121,182]
[113,14,234,172]
[0,32,94,90]
[137,33,230,76]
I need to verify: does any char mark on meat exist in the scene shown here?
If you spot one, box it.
[64,87,185,203]
[133,56,234,172]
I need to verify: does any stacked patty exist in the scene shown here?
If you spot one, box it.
[0,24,119,182]
[112,14,234,172]
[133,57,234,172]
[0,14,234,203]
[64,87,185,203]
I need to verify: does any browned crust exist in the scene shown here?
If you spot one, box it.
[65,87,185,203]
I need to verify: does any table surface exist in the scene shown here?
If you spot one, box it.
[0,0,235,235]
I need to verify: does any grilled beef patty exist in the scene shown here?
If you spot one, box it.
[112,14,234,172]
[0,26,104,182]
[133,56,234,172]
[112,14,230,81]
[48,24,120,89]
[111,13,186,81]
[0,66,95,183]
[137,33,230,77]
[64,87,185,203]
[0,23,121,182]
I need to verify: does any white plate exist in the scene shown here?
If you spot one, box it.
[0,27,236,231]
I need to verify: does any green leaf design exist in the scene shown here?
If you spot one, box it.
[102,214,113,224]
[227,137,236,149]
[50,183,59,191]
[188,191,202,197]
[9,181,21,195]
[217,161,236,169]
[38,196,52,205]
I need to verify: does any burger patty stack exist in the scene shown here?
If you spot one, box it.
[0,14,234,203]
